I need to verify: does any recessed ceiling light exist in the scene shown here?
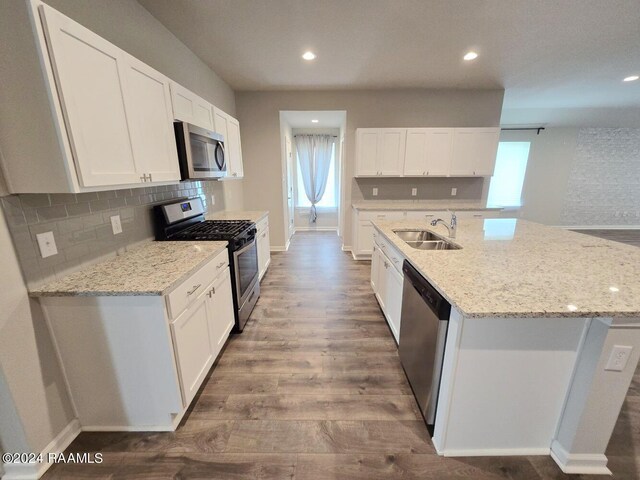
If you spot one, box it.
[302,51,316,61]
[609,286,620,292]
[463,51,478,61]
[567,304,578,312]
[311,119,319,123]
[623,75,639,82]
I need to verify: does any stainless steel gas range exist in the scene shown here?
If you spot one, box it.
[154,197,259,332]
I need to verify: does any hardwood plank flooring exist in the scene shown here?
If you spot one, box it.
[45,230,640,479]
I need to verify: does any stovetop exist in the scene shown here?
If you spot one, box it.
[170,219,253,241]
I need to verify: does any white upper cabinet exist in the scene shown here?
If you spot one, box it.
[36,3,181,190]
[355,128,405,177]
[451,128,500,176]
[356,127,498,178]
[213,107,244,179]
[122,56,180,183]
[355,129,379,176]
[404,128,453,176]
[39,4,141,188]
[169,83,215,131]
[379,129,406,176]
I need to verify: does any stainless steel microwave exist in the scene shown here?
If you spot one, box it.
[174,121,227,180]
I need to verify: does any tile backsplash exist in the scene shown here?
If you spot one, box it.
[1,180,226,288]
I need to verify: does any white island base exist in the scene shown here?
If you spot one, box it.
[433,308,640,475]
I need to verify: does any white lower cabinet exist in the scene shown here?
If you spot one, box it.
[171,290,215,406]
[39,249,235,431]
[257,217,271,280]
[371,234,404,344]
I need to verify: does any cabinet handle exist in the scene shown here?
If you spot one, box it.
[187,284,201,296]
[473,171,476,175]
[148,173,153,182]
[140,175,146,182]
[233,172,238,177]
[207,287,216,298]
[217,261,226,268]
[384,261,389,269]
[262,232,267,238]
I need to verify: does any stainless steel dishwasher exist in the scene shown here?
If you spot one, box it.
[399,260,451,428]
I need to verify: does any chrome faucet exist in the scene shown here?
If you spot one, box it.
[430,212,457,239]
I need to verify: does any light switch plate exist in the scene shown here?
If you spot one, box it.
[451,188,457,196]
[36,231,58,258]
[372,187,378,196]
[411,188,417,197]
[605,345,633,372]
[110,215,122,235]
[210,194,215,206]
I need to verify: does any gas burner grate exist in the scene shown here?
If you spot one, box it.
[171,220,253,240]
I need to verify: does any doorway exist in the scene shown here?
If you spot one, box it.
[280,111,346,242]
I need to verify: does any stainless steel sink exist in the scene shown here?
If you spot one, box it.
[393,230,461,250]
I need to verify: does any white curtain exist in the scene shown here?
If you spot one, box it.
[295,134,335,222]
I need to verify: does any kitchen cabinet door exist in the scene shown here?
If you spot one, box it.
[385,263,403,343]
[170,83,214,131]
[370,244,380,293]
[122,56,180,183]
[171,291,214,406]
[425,128,453,176]
[207,268,235,359]
[375,247,388,312]
[472,128,500,176]
[451,128,500,176]
[39,4,141,187]
[403,129,429,176]
[355,129,379,176]
[379,129,406,176]
[356,221,375,256]
[257,225,271,280]
[226,116,244,178]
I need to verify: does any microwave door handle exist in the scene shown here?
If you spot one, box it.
[215,142,225,171]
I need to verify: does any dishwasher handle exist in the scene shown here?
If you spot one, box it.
[402,260,451,320]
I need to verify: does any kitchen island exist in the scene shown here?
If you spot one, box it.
[371,217,640,475]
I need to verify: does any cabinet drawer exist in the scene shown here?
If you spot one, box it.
[375,233,404,274]
[256,216,269,233]
[166,248,229,319]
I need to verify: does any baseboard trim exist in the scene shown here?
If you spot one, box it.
[2,419,81,480]
[351,252,372,261]
[442,447,551,457]
[270,245,287,252]
[563,225,640,230]
[341,245,352,252]
[550,440,611,475]
[81,424,175,432]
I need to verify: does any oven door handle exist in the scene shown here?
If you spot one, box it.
[233,238,257,258]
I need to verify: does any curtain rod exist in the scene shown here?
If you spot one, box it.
[294,134,338,137]
[501,127,545,135]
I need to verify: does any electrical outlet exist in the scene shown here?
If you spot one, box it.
[210,194,215,206]
[605,345,633,372]
[110,215,122,235]
[411,188,417,197]
[36,231,58,258]
[372,187,378,196]
[451,188,457,196]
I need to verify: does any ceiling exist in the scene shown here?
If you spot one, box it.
[281,110,346,129]
[139,0,640,125]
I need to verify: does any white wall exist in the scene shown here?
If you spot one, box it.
[506,127,640,227]
[237,89,504,248]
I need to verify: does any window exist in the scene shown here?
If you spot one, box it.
[487,142,531,208]
[296,143,337,208]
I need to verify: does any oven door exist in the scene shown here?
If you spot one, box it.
[233,239,259,307]
[177,122,227,179]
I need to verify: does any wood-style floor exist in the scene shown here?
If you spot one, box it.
[44,230,640,479]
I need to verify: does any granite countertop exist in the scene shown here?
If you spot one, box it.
[373,218,640,318]
[207,210,268,223]
[352,201,503,211]
[30,241,228,297]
